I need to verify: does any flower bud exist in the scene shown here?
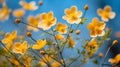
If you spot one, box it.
[112,40,118,45]
[26,32,32,37]
[76,30,80,35]
[39,1,43,6]
[99,52,103,58]
[40,51,45,55]
[84,4,88,10]
[69,29,73,33]
[15,19,21,24]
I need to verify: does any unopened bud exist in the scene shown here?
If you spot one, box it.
[15,19,21,24]
[26,32,32,37]
[99,52,103,58]
[40,51,45,55]
[112,40,118,45]
[84,4,88,10]
[76,30,80,35]
[39,1,43,6]
[69,29,73,33]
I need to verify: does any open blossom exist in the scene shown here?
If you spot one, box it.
[63,6,82,24]
[0,3,11,21]
[32,39,46,50]
[86,39,98,56]
[38,11,57,30]
[87,17,106,37]
[12,41,28,55]
[97,5,116,22]
[27,15,40,31]
[2,30,17,50]
[13,8,25,18]
[109,54,120,64]
[19,1,38,11]
[56,23,67,34]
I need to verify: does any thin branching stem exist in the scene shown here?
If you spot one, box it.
[68,55,81,67]
[61,24,72,52]
[51,28,67,67]
[29,37,51,67]
[0,41,26,67]
[100,45,114,67]
[21,22,53,36]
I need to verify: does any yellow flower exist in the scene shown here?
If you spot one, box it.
[109,54,120,64]
[13,9,25,18]
[51,61,61,67]
[56,23,67,34]
[86,39,98,56]
[55,34,64,40]
[12,41,28,55]
[38,11,57,30]
[67,36,76,48]
[27,15,40,31]
[87,17,106,37]
[2,30,17,50]
[0,2,11,21]
[63,6,82,24]
[97,5,115,22]
[19,1,38,11]
[32,39,46,50]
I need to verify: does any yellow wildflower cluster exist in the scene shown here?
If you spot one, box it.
[86,39,98,56]
[0,1,117,67]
